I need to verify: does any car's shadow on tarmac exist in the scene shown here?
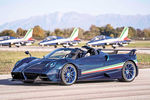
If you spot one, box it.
[76,79,117,84]
[0,79,59,86]
[0,78,118,86]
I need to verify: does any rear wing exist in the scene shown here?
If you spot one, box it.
[97,49,136,55]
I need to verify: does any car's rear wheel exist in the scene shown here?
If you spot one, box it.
[61,64,77,85]
[119,61,136,82]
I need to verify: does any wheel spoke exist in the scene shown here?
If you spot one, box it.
[129,69,133,71]
[69,67,72,71]
[126,65,129,69]
[126,74,129,79]
[71,71,74,74]
[64,75,67,78]
[70,77,73,82]
[71,72,74,76]
[64,69,67,74]
[128,74,131,79]
[66,77,69,82]
[129,72,133,77]
[128,73,132,79]
[69,77,72,83]
[130,71,134,76]
[128,65,132,69]
[129,67,133,70]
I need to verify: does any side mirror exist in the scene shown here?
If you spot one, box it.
[105,55,109,61]
[25,51,29,55]
[25,51,31,57]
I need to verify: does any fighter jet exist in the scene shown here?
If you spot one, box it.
[39,28,79,48]
[0,28,33,47]
[87,27,130,49]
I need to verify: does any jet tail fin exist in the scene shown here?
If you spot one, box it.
[119,27,129,40]
[69,28,79,41]
[23,28,33,40]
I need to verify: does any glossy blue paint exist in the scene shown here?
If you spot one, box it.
[11,47,138,84]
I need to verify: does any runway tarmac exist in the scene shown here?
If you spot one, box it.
[0,69,150,100]
[0,46,150,54]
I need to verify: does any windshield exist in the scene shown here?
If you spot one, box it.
[45,48,73,59]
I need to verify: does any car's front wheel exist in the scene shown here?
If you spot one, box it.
[61,64,77,85]
[119,61,136,82]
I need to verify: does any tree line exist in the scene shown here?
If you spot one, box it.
[0,24,150,40]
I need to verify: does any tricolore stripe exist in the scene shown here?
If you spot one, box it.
[119,27,128,39]
[82,62,124,75]
[24,29,32,40]
[70,28,78,39]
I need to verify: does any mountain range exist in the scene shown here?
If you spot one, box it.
[0,12,150,31]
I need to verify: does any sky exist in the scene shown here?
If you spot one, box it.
[0,0,150,25]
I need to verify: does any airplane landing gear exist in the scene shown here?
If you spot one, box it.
[63,43,69,48]
[112,46,116,49]
[102,46,105,49]
[54,45,57,48]
[9,43,11,48]
[63,46,67,48]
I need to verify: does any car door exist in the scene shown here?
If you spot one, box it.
[100,54,125,78]
[104,54,125,67]
[75,54,106,76]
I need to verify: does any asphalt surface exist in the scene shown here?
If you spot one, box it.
[0,46,150,54]
[0,69,150,100]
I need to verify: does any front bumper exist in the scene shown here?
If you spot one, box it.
[11,72,50,81]
[11,68,61,82]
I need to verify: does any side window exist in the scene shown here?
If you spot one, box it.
[84,53,90,57]
[85,49,98,57]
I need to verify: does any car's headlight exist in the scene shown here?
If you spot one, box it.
[46,62,57,68]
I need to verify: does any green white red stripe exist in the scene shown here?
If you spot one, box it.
[119,27,128,39]
[82,62,124,75]
[69,28,79,40]
[23,28,33,40]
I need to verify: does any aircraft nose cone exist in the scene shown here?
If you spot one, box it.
[86,42,92,46]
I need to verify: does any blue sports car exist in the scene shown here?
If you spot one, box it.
[11,46,138,85]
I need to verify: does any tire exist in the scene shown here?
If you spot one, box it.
[61,64,77,85]
[119,61,136,82]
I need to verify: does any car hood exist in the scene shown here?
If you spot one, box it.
[28,58,56,65]
[13,58,59,73]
